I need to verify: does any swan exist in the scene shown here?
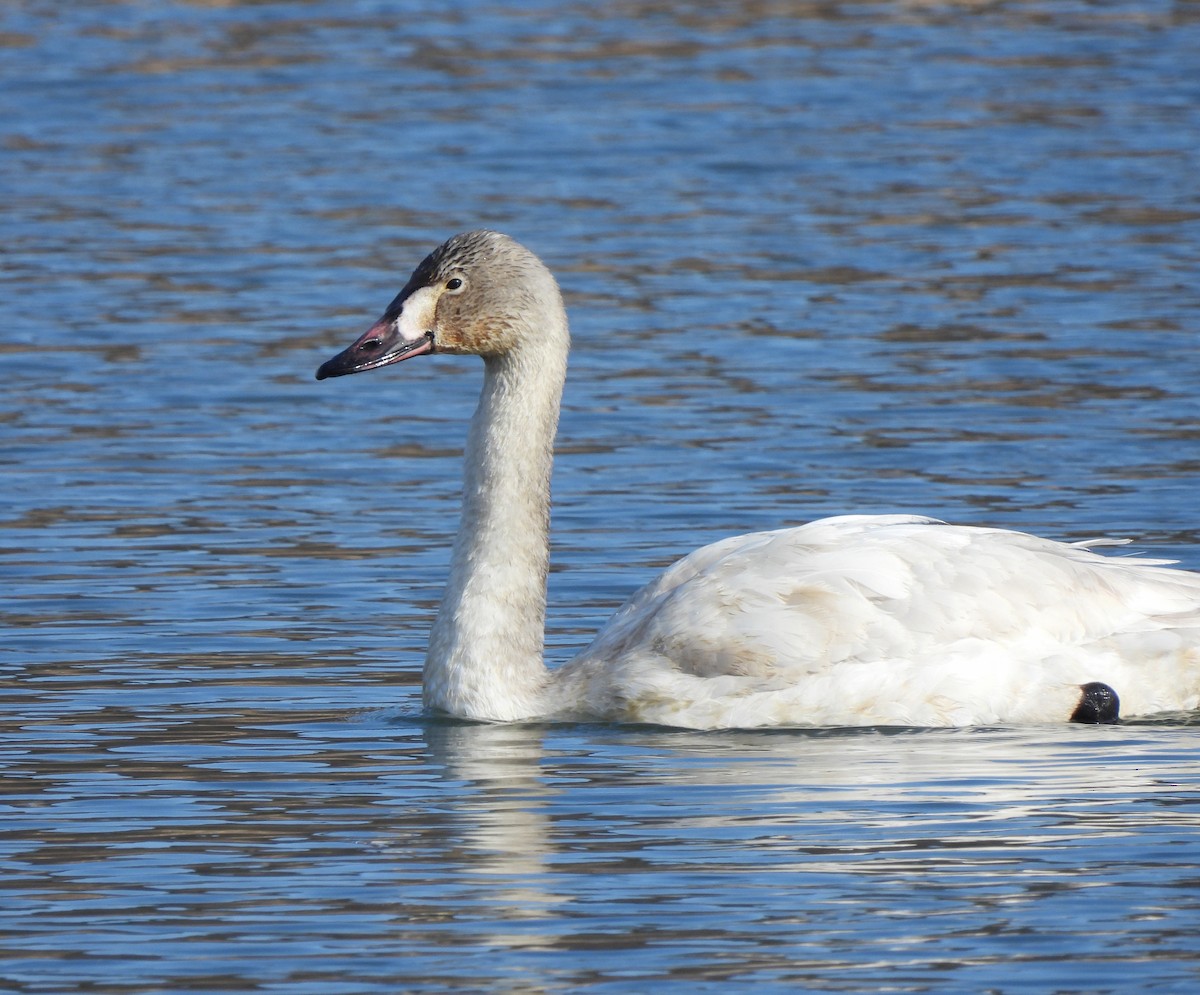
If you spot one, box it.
[316,229,1200,728]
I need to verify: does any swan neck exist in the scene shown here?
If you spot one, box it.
[423,334,568,721]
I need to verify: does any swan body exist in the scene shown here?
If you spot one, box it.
[317,230,1200,728]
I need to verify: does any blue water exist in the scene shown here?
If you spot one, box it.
[3,0,1200,990]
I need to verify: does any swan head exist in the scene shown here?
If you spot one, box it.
[315,229,566,380]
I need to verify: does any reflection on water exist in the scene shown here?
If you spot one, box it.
[5,710,1198,991]
[3,0,1200,990]
[405,721,1200,989]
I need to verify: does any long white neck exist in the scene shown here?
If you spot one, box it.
[422,329,568,721]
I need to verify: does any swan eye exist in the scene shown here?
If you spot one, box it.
[445,277,464,292]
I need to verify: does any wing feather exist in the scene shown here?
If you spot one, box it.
[562,515,1200,725]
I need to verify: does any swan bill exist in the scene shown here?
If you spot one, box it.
[316,323,434,380]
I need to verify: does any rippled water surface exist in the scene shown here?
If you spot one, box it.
[4,0,1200,990]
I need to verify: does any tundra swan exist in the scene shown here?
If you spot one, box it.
[317,230,1200,728]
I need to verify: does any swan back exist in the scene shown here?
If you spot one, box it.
[561,515,1200,727]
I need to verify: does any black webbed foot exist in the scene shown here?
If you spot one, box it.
[1071,682,1120,724]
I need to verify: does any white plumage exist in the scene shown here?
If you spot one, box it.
[317,230,1200,729]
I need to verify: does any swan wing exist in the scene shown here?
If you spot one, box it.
[566,515,1200,726]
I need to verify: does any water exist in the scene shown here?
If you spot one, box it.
[3,0,1200,990]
